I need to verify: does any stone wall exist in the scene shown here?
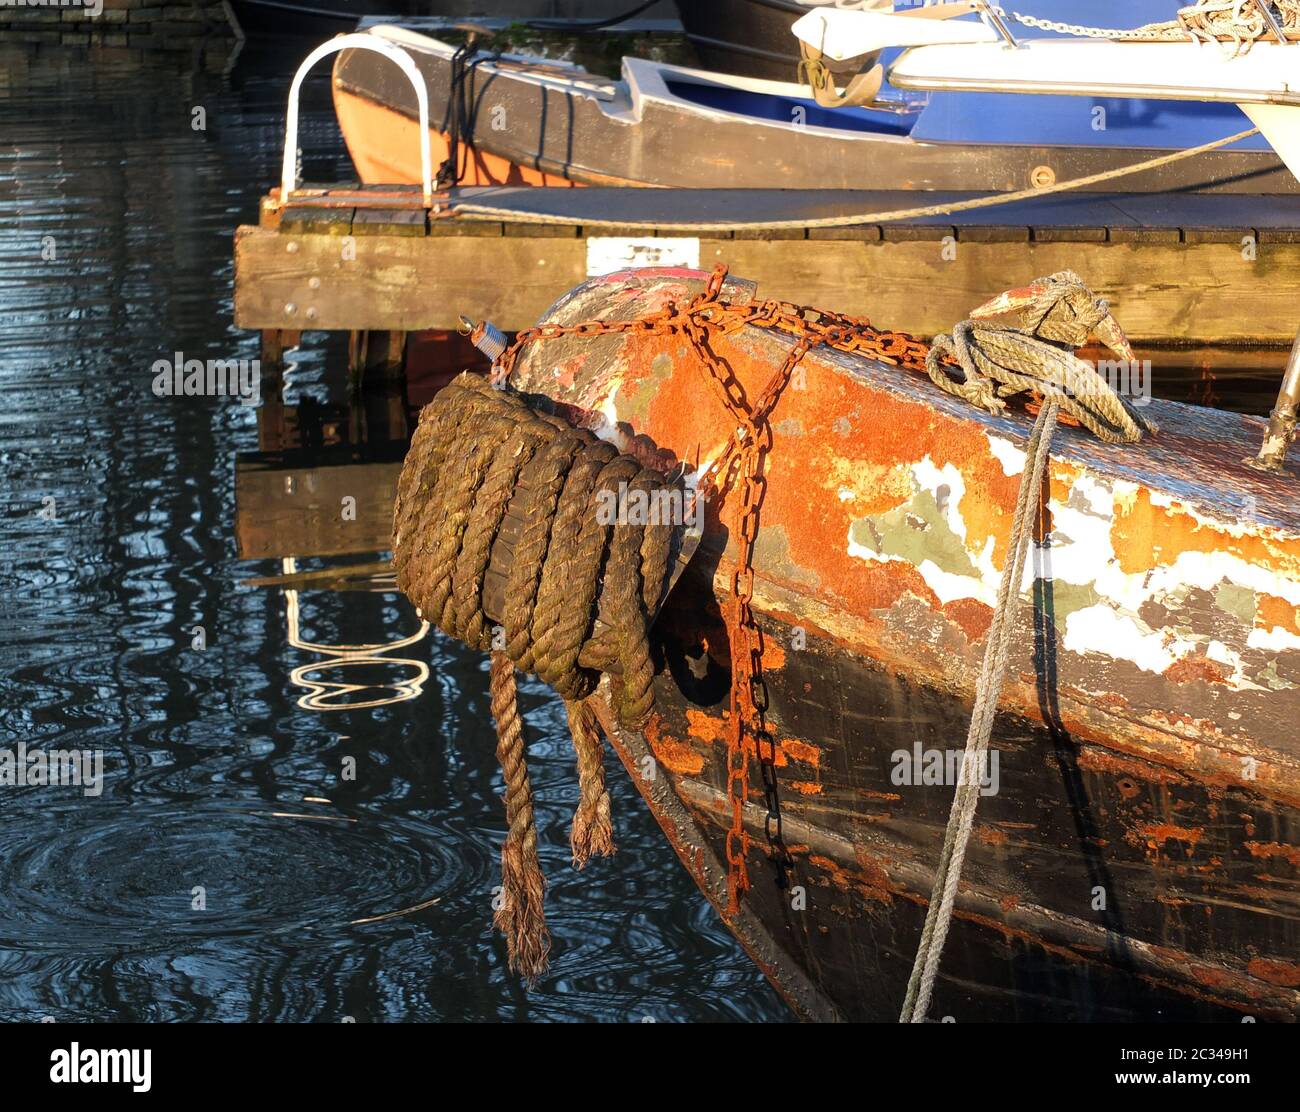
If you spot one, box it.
[0,0,233,47]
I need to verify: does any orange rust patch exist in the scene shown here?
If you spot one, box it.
[551,351,589,391]
[760,639,787,671]
[1047,460,1083,509]
[1246,958,1300,988]
[780,737,822,769]
[788,780,823,796]
[694,339,1028,614]
[942,597,994,644]
[1256,592,1300,636]
[1245,841,1300,868]
[643,717,704,776]
[684,707,726,748]
[975,825,1009,846]
[1164,654,1232,686]
[850,847,895,898]
[1132,822,1204,855]
[1076,745,1190,789]
[956,910,1084,964]
[1111,485,1300,580]
[824,457,912,515]
[807,852,892,904]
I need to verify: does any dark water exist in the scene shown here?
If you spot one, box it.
[0,37,787,1022]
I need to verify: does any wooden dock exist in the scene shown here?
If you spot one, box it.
[235,185,1300,345]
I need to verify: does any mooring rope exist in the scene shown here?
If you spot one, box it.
[899,397,1060,1023]
[899,272,1146,1021]
[392,372,680,982]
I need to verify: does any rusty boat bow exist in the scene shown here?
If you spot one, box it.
[474,266,1300,1023]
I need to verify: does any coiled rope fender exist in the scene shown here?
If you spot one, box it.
[900,273,1146,1021]
[392,372,681,983]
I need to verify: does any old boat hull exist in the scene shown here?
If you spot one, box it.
[332,25,1293,193]
[508,269,1300,1022]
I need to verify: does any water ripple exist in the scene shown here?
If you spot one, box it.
[0,38,788,1022]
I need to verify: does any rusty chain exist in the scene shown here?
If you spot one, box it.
[491,264,929,913]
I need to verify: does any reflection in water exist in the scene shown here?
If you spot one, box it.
[0,37,788,1022]
[283,556,432,712]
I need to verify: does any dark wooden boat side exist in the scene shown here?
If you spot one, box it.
[228,0,369,37]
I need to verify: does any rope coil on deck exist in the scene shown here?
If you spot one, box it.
[926,270,1157,444]
[392,372,680,982]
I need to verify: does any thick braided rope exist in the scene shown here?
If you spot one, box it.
[394,373,685,980]
[546,455,642,700]
[502,432,584,669]
[567,697,615,868]
[529,440,618,688]
[490,650,550,984]
[927,324,1153,443]
[899,400,1060,1022]
[926,271,1156,445]
[602,468,660,725]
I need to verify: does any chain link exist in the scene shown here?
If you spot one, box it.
[992,6,1184,40]
[993,1,1299,44]
[491,265,928,912]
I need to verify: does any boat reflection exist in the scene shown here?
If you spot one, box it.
[281,555,431,712]
[234,337,473,713]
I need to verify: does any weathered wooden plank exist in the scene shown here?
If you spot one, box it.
[428,220,504,237]
[1032,226,1108,243]
[1107,226,1182,244]
[881,224,954,242]
[956,226,1031,243]
[351,208,427,236]
[707,237,1300,344]
[504,222,580,238]
[236,225,588,334]
[280,205,355,237]
[1184,227,1255,245]
[807,224,882,242]
[235,224,1300,343]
